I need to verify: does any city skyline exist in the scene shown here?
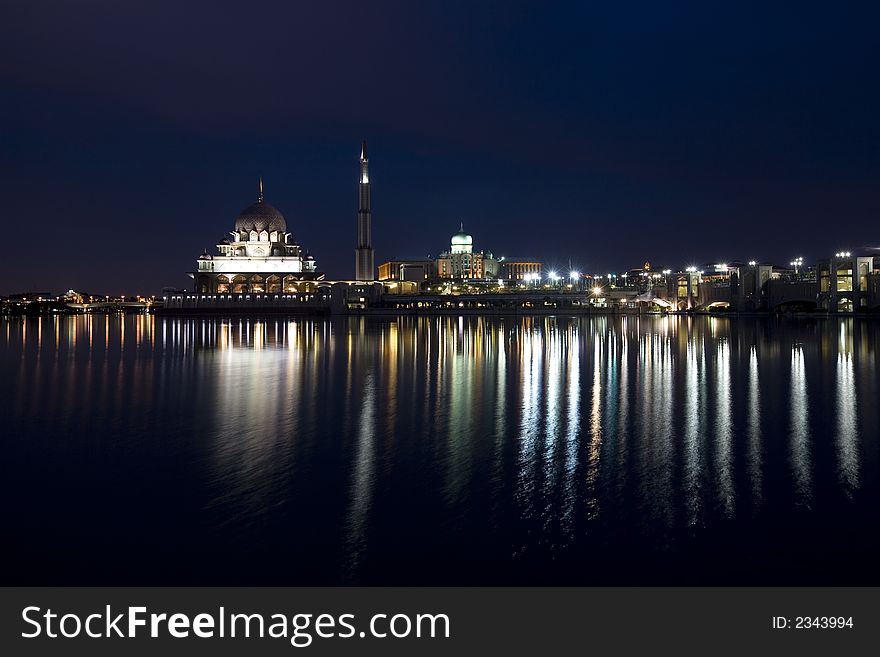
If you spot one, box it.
[2,1,879,295]
[2,150,876,298]
[3,136,879,297]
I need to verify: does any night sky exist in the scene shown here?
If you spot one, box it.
[2,1,878,294]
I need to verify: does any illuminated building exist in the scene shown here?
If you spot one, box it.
[668,269,703,310]
[354,141,374,281]
[190,179,323,294]
[435,225,500,279]
[817,253,874,312]
[377,258,435,282]
[497,257,542,281]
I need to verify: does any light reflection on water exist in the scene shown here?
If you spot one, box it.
[790,344,813,507]
[836,323,859,495]
[714,338,734,516]
[2,314,880,585]
[747,346,763,505]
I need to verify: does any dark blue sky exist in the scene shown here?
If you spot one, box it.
[2,0,878,293]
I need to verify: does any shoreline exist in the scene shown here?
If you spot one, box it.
[4,308,879,319]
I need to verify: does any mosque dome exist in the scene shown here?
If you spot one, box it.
[451,226,473,247]
[234,199,287,233]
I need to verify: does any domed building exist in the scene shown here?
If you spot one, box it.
[449,226,474,254]
[190,180,323,294]
[436,224,500,279]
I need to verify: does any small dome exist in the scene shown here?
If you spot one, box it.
[234,199,287,233]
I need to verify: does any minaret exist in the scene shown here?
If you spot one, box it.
[355,140,374,280]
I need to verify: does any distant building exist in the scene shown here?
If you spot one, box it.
[497,257,542,281]
[377,258,435,282]
[817,253,874,312]
[5,291,54,301]
[624,261,660,280]
[668,270,702,310]
[868,267,880,310]
[619,262,665,291]
[190,180,323,294]
[731,262,773,310]
[667,262,774,311]
[435,225,500,279]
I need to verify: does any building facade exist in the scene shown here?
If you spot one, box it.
[435,226,500,279]
[377,258,436,282]
[667,270,703,310]
[190,181,323,294]
[498,257,542,281]
[817,254,874,312]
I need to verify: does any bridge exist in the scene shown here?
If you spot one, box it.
[765,280,818,311]
[65,301,158,312]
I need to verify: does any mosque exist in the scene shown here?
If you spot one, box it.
[190,179,324,294]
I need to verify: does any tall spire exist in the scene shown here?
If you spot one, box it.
[359,140,369,184]
[258,176,264,203]
[355,140,374,280]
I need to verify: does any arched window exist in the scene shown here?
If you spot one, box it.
[216,275,230,293]
[250,275,265,293]
[267,275,282,293]
[249,230,258,242]
[259,230,269,242]
[270,231,278,242]
[283,275,298,293]
[232,275,248,294]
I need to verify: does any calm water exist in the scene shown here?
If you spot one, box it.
[2,314,879,585]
